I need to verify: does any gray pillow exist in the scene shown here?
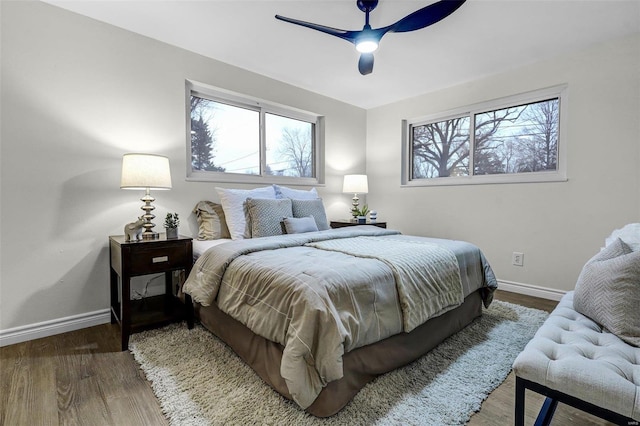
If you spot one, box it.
[573,238,640,347]
[291,198,329,231]
[245,198,293,238]
[281,216,319,234]
[192,200,231,240]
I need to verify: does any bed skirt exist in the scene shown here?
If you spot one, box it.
[194,289,483,417]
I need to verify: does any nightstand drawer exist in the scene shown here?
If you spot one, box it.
[129,245,189,275]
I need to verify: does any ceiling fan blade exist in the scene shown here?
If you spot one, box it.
[275,15,360,44]
[358,53,374,75]
[385,0,466,34]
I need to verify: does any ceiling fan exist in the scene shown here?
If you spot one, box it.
[275,0,467,76]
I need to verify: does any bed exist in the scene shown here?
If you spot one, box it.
[182,187,498,417]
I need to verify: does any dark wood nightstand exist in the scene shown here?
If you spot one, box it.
[330,220,387,229]
[109,234,194,351]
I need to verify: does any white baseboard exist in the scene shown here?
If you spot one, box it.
[0,281,565,347]
[0,309,111,348]
[497,279,566,301]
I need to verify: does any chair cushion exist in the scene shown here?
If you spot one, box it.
[512,292,640,421]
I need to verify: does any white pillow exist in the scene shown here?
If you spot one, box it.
[215,186,276,240]
[273,184,319,200]
[605,223,640,252]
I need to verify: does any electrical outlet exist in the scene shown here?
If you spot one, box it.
[512,252,524,267]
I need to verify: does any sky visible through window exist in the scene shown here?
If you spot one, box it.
[191,96,313,177]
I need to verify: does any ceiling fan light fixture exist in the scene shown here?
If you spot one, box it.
[355,39,378,53]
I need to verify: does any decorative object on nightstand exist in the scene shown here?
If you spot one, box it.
[354,205,369,224]
[109,234,194,351]
[330,219,387,229]
[120,153,172,240]
[343,174,368,218]
[369,210,378,222]
[124,216,145,242]
[164,212,180,239]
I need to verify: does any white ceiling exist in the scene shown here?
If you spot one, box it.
[44,0,640,109]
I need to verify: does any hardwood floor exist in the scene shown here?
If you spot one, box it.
[0,324,168,426]
[0,291,615,425]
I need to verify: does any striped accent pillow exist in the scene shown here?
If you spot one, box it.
[574,238,640,347]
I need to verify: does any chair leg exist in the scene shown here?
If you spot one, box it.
[515,376,526,426]
[534,397,558,426]
[516,376,635,426]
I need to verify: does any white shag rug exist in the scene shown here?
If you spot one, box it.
[129,300,548,425]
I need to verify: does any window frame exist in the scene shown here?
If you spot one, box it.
[185,80,325,185]
[401,85,568,187]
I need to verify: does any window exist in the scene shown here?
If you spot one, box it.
[402,86,567,186]
[186,81,324,184]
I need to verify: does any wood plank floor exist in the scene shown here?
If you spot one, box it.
[0,291,615,425]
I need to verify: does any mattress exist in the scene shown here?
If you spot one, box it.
[192,238,231,261]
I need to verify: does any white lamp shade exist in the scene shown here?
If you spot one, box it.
[343,174,368,194]
[120,153,172,190]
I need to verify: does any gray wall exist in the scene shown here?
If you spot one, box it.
[366,34,640,295]
[2,1,639,339]
[0,2,366,333]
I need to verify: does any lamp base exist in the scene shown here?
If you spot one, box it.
[142,231,159,240]
[351,194,360,218]
[140,189,159,240]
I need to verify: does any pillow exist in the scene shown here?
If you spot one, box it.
[291,198,329,231]
[245,198,293,238]
[281,216,319,234]
[216,186,276,240]
[192,200,231,240]
[273,185,319,200]
[573,238,640,346]
[605,223,640,252]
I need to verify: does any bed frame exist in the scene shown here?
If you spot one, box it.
[194,289,484,417]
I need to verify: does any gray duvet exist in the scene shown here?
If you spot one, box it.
[183,226,497,409]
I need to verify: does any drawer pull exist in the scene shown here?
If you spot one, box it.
[152,256,169,263]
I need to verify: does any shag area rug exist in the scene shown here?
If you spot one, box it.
[129,300,548,425]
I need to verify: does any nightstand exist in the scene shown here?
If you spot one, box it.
[330,220,387,229]
[109,234,194,351]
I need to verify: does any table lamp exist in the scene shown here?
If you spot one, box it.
[342,174,368,218]
[120,153,172,240]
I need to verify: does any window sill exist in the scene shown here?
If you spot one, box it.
[402,172,568,187]
[186,171,323,187]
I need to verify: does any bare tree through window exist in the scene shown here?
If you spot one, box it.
[410,97,560,180]
[474,99,558,175]
[412,116,470,178]
[266,114,313,178]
